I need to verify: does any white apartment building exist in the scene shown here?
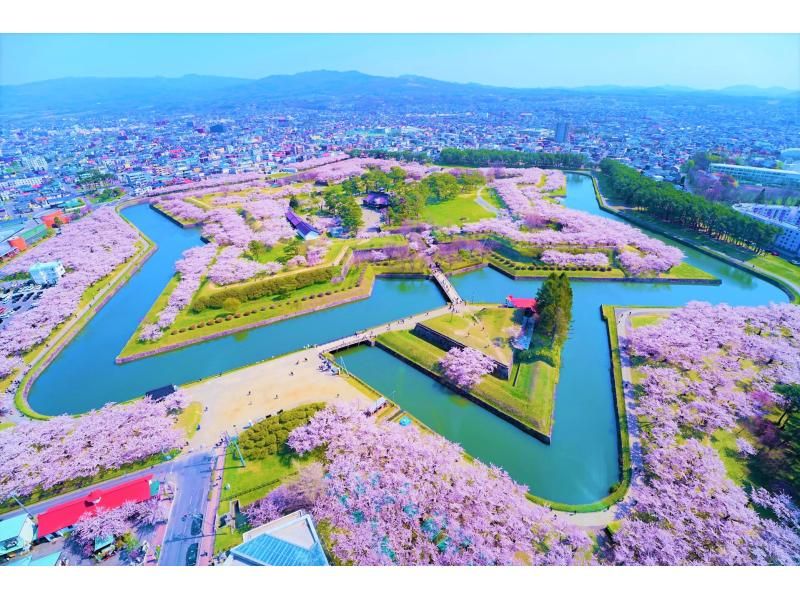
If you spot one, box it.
[734,203,800,258]
[710,163,800,189]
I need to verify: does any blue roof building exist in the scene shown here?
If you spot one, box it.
[0,513,35,559]
[285,210,320,240]
[29,260,65,286]
[224,510,328,567]
[5,551,63,567]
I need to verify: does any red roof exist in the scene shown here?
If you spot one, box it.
[36,475,153,538]
[506,295,537,310]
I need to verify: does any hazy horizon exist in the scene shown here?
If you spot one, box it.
[1,33,798,90]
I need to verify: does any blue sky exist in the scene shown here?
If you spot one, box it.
[1,33,798,89]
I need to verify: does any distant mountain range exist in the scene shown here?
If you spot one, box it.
[1,70,797,117]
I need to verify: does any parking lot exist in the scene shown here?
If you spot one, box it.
[0,280,44,331]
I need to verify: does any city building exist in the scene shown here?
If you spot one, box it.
[224,510,329,567]
[0,513,36,560]
[7,223,48,252]
[35,475,158,540]
[362,191,390,208]
[709,164,800,189]
[40,209,68,228]
[734,203,800,258]
[29,260,66,286]
[555,122,571,143]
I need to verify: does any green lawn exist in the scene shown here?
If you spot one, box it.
[244,240,292,264]
[630,314,667,329]
[175,402,203,439]
[423,306,520,364]
[420,190,494,226]
[356,235,408,250]
[711,428,756,488]
[0,422,15,432]
[376,328,556,436]
[489,253,628,279]
[661,261,719,281]
[748,254,800,289]
[481,187,506,210]
[214,449,311,554]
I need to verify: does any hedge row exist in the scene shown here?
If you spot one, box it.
[192,266,338,310]
[237,403,325,460]
[491,255,612,272]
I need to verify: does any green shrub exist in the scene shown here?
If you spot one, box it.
[237,403,325,459]
[192,266,337,311]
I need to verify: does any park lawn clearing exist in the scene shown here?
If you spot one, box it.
[175,402,203,439]
[489,254,627,279]
[711,428,757,488]
[356,234,408,250]
[630,314,667,329]
[243,240,291,264]
[376,328,556,437]
[420,190,494,227]
[481,187,507,210]
[423,306,520,364]
[659,261,718,281]
[748,254,800,290]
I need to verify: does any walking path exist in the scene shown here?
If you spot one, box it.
[474,186,499,216]
[198,443,226,566]
[429,261,464,307]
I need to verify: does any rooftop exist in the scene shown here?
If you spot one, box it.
[225,510,328,567]
[36,475,155,538]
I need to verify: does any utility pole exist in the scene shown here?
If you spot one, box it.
[225,431,245,467]
[10,493,34,518]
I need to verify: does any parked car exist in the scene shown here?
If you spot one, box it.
[190,514,204,536]
[186,542,199,566]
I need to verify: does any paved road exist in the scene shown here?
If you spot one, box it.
[158,449,217,566]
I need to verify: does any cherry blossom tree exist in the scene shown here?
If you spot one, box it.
[71,498,162,556]
[0,397,185,501]
[1,209,140,362]
[288,405,592,565]
[438,347,495,389]
[610,302,800,565]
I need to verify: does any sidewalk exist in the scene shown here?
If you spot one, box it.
[198,444,226,566]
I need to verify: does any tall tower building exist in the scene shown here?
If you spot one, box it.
[555,122,571,143]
